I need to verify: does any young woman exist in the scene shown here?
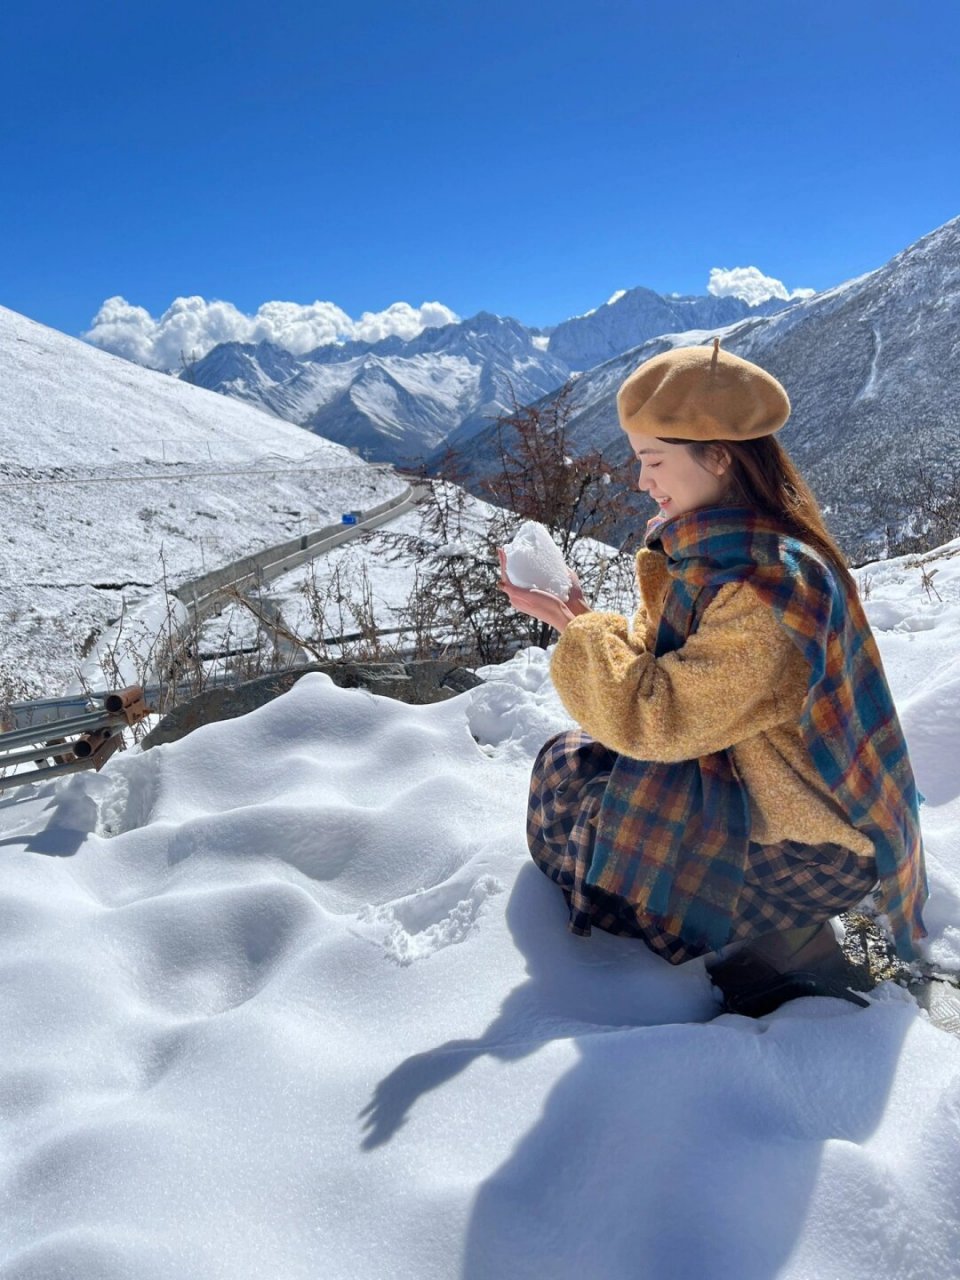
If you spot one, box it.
[498,341,927,1015]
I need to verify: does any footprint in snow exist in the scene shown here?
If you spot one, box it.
[355,874,504,966]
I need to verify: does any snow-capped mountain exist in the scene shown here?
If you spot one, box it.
[546,287,790,370]
[184,312,572,466]
[0,304,404,697]
[450,216,960,561]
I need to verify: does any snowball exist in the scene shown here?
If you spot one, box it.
[502,521,571,600]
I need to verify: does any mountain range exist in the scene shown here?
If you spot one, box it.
[182,291,787,465]
[184,312,568,466]
[546,288,787,369]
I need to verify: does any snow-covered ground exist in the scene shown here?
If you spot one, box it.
[0,537,958,1278]
[0,305,405,698]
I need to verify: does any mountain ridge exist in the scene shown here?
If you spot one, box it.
[180,288,795,462]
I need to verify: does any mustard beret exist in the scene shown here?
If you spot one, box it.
[617,340,791,441]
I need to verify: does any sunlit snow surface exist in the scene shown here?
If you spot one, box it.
[0,542,959,1278]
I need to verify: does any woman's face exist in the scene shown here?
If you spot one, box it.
[626,431,733,519]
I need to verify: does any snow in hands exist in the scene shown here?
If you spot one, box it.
[503,520,573,600]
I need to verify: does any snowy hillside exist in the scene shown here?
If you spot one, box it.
[0,305,405,696]
[196,484,639,667]
[0,535,958,1277]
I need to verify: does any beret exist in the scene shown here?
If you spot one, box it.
[617,339,791,441]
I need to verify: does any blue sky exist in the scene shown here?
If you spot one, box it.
[2,0,958,353]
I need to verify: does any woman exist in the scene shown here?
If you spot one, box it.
[498,340,927,1016]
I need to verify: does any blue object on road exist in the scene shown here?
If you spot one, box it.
[341,513,358,526]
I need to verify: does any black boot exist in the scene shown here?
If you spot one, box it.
[708,922,870,1017]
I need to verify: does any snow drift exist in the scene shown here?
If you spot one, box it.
[1,536,960,1277]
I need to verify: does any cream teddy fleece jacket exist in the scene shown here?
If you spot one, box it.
[549,546,875,859]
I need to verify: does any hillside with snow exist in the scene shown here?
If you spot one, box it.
[193,484,639,671]
[0,305,405,697]
[450,216,960,563]
[0,534,958,1277]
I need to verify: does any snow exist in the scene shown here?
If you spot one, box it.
[261,353,480,433]
[1,535,960,1277]
[854,539,960,973]
[266,355,365,420]
[855,324,884,402]
[503,521,572,599]
[656,319,749,350]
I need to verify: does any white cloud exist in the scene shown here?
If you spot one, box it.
[707,266,815,306]
[84,295,460,370]
[352,300,457,344]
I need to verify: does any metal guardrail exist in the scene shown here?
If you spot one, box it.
[0,686,152,794]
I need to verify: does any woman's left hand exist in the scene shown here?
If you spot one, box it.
[496,549,580,634]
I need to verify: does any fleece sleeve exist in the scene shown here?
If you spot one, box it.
[549,581,811,763]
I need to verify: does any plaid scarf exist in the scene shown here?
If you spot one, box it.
[587,504,927,959]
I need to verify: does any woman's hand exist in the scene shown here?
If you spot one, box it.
[497,549,591,635]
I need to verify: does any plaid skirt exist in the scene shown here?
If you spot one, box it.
[527,729,880,965]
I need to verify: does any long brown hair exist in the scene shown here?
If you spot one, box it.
[659,434,858,594]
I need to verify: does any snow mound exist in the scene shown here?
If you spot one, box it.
[899,658,960,807]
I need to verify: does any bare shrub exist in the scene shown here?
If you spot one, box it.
[885,460,960,558]
[479,382,638,557]
[295,558,392,661]
[920,566,942,602]
[0,664,41,733]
